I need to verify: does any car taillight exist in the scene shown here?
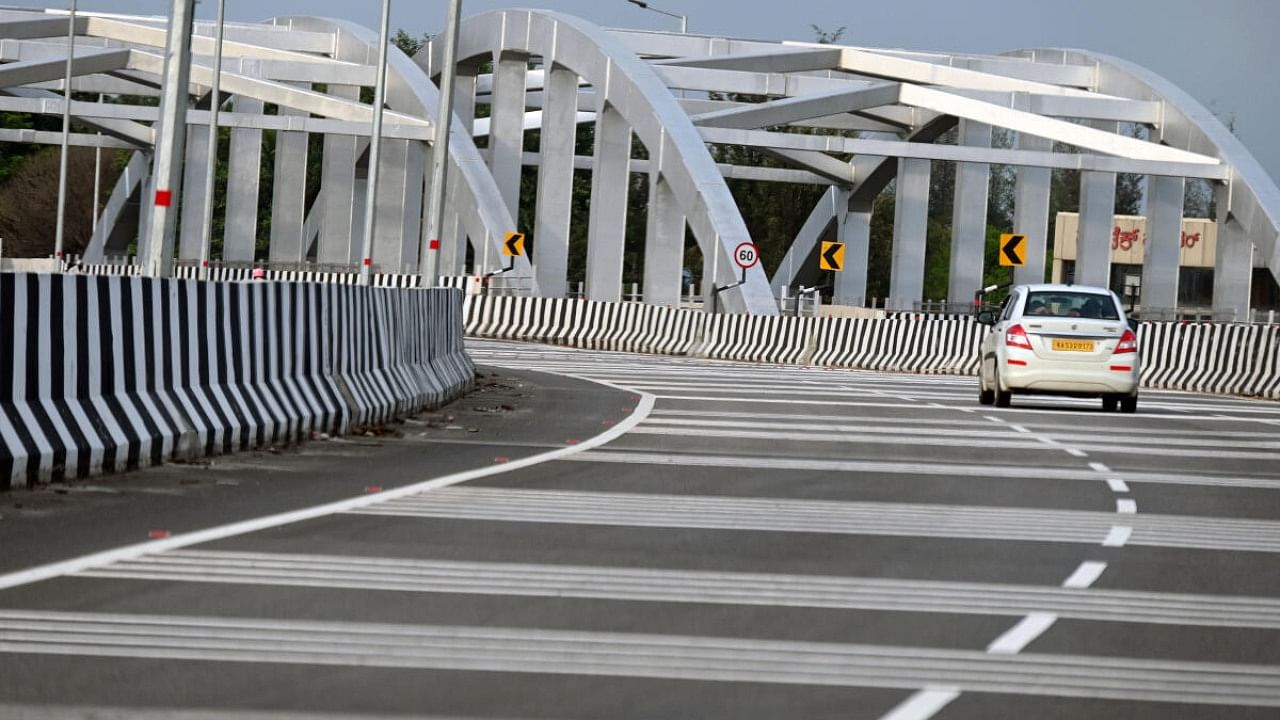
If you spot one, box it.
[1114,329,1137,354]
[1005,324,1032,350]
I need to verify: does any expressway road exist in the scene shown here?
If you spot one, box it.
[2,338,1280,718]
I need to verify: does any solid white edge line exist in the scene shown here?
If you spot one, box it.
[1103,525,1133,547]
[0,375,657,593]
[876,687,962,720]
[985,611,1058,655]
[1061,560,1108,589]
[1116,499,1138,515]
[1107,478,1131,493]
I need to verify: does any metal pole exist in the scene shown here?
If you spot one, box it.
[53,0,77,266]
[199,0,227,281]
[142,0,197,278]
[420,0,462,287]
[358,0,394,287]
[92,94,101,233]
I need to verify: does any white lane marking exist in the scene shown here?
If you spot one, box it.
[1090,462,1112,474]
[1116,499,1138,515]
[1107,478,1131,493]
[985,611,1058,655]
[1009,424,1032,434]
[877,687,962,720]
[1061,561,1108,589]
[984,415,1005,424]
[1065,448,1088,458]
[1103,525,1134,547]
[1038,437,1062,447]
[0,378,657,593]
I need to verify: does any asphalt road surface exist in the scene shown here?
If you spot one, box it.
[2,338,1279,719]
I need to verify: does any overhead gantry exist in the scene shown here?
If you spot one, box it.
[0,7,1276,318]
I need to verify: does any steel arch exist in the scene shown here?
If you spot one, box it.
[427,9,778,314]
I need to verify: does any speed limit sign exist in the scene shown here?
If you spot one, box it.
[733,242,760,269]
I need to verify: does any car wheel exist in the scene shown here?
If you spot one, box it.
[1102,396,1118,412]
[994,370,1012,408]
[1120,395,1138,414]
[978,362,995,405]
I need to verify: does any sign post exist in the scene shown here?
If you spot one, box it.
[711,241,759,314]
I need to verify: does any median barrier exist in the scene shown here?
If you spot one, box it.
[1,273,471,490]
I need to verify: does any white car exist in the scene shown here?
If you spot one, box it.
[976,284,1140,412]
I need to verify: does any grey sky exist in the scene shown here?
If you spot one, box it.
[18,0,1280,182]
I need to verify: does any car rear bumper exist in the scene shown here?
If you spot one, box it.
[1002,357,1140,396]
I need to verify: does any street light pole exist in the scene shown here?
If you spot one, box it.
[198,0,227,281]
[624,0,686,33]
[53,0,77,266]
[420,0,462,288]
[358,0,393,286]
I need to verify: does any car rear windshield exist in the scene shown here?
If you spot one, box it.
[1024,291,1119,320]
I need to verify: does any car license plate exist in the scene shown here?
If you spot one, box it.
[1052,338,1094,352]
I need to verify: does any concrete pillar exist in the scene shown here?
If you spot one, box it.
[1213,183,1252,320]
[533,64,577,298]
[888,157,931,311]
[584,103,631,302]
[371,139,424,274]
[441,66,476,272]
[642,173,684,306]
[1012,132,1051,286]
[488,52,527,217]
[268,98,308,265]
[318,85,360,265]
[833,193,871,306]
[222,95,262,262]
[1141,174,1185,313]
[1075,120,1119,287]
[948,120,991,302]
[178,126,210,261]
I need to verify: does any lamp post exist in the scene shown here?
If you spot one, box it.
[358,0,393,286]
[53,0,77,266]
[420,0,462,288]
[198,0,227,281]
[624,0,686,33]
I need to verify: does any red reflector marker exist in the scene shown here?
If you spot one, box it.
[1110,365,1132,371]
[364,485,382,494]
[429,239,440,250]
[155,189,172,207]
[494,457,510,463]
[148,530,170,539]
[362,257,372,266]
[565,439,579,445]
[1007,359,1027,366]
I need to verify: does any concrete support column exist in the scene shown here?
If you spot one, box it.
[948,120,991,302]
[532,63,577,298]
[584,103,631,302]
[371,139,424,274]
[1075,120,1119,287]
[888,157,931,311]
[442,66,476,272]
[643,173,684,306]
[268,98,308,264]
[1141,174,1185,312]
[318,85,360,265]
[833,194,871,306]
[1213,183,1253,320]
[488,52,527,216]
[1012,133,1051,286]
[178,126,210,261]
[222,95,262,262]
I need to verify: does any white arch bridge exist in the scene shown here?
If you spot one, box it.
[1,6,1277,317]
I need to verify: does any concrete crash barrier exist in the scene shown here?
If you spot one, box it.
[463,296,1280,400]
[0,274,472,490]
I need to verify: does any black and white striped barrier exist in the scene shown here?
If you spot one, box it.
[462,296,1280,400]
[1,274,471,490]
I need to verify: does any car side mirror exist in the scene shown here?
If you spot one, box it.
[975,310,995,326]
